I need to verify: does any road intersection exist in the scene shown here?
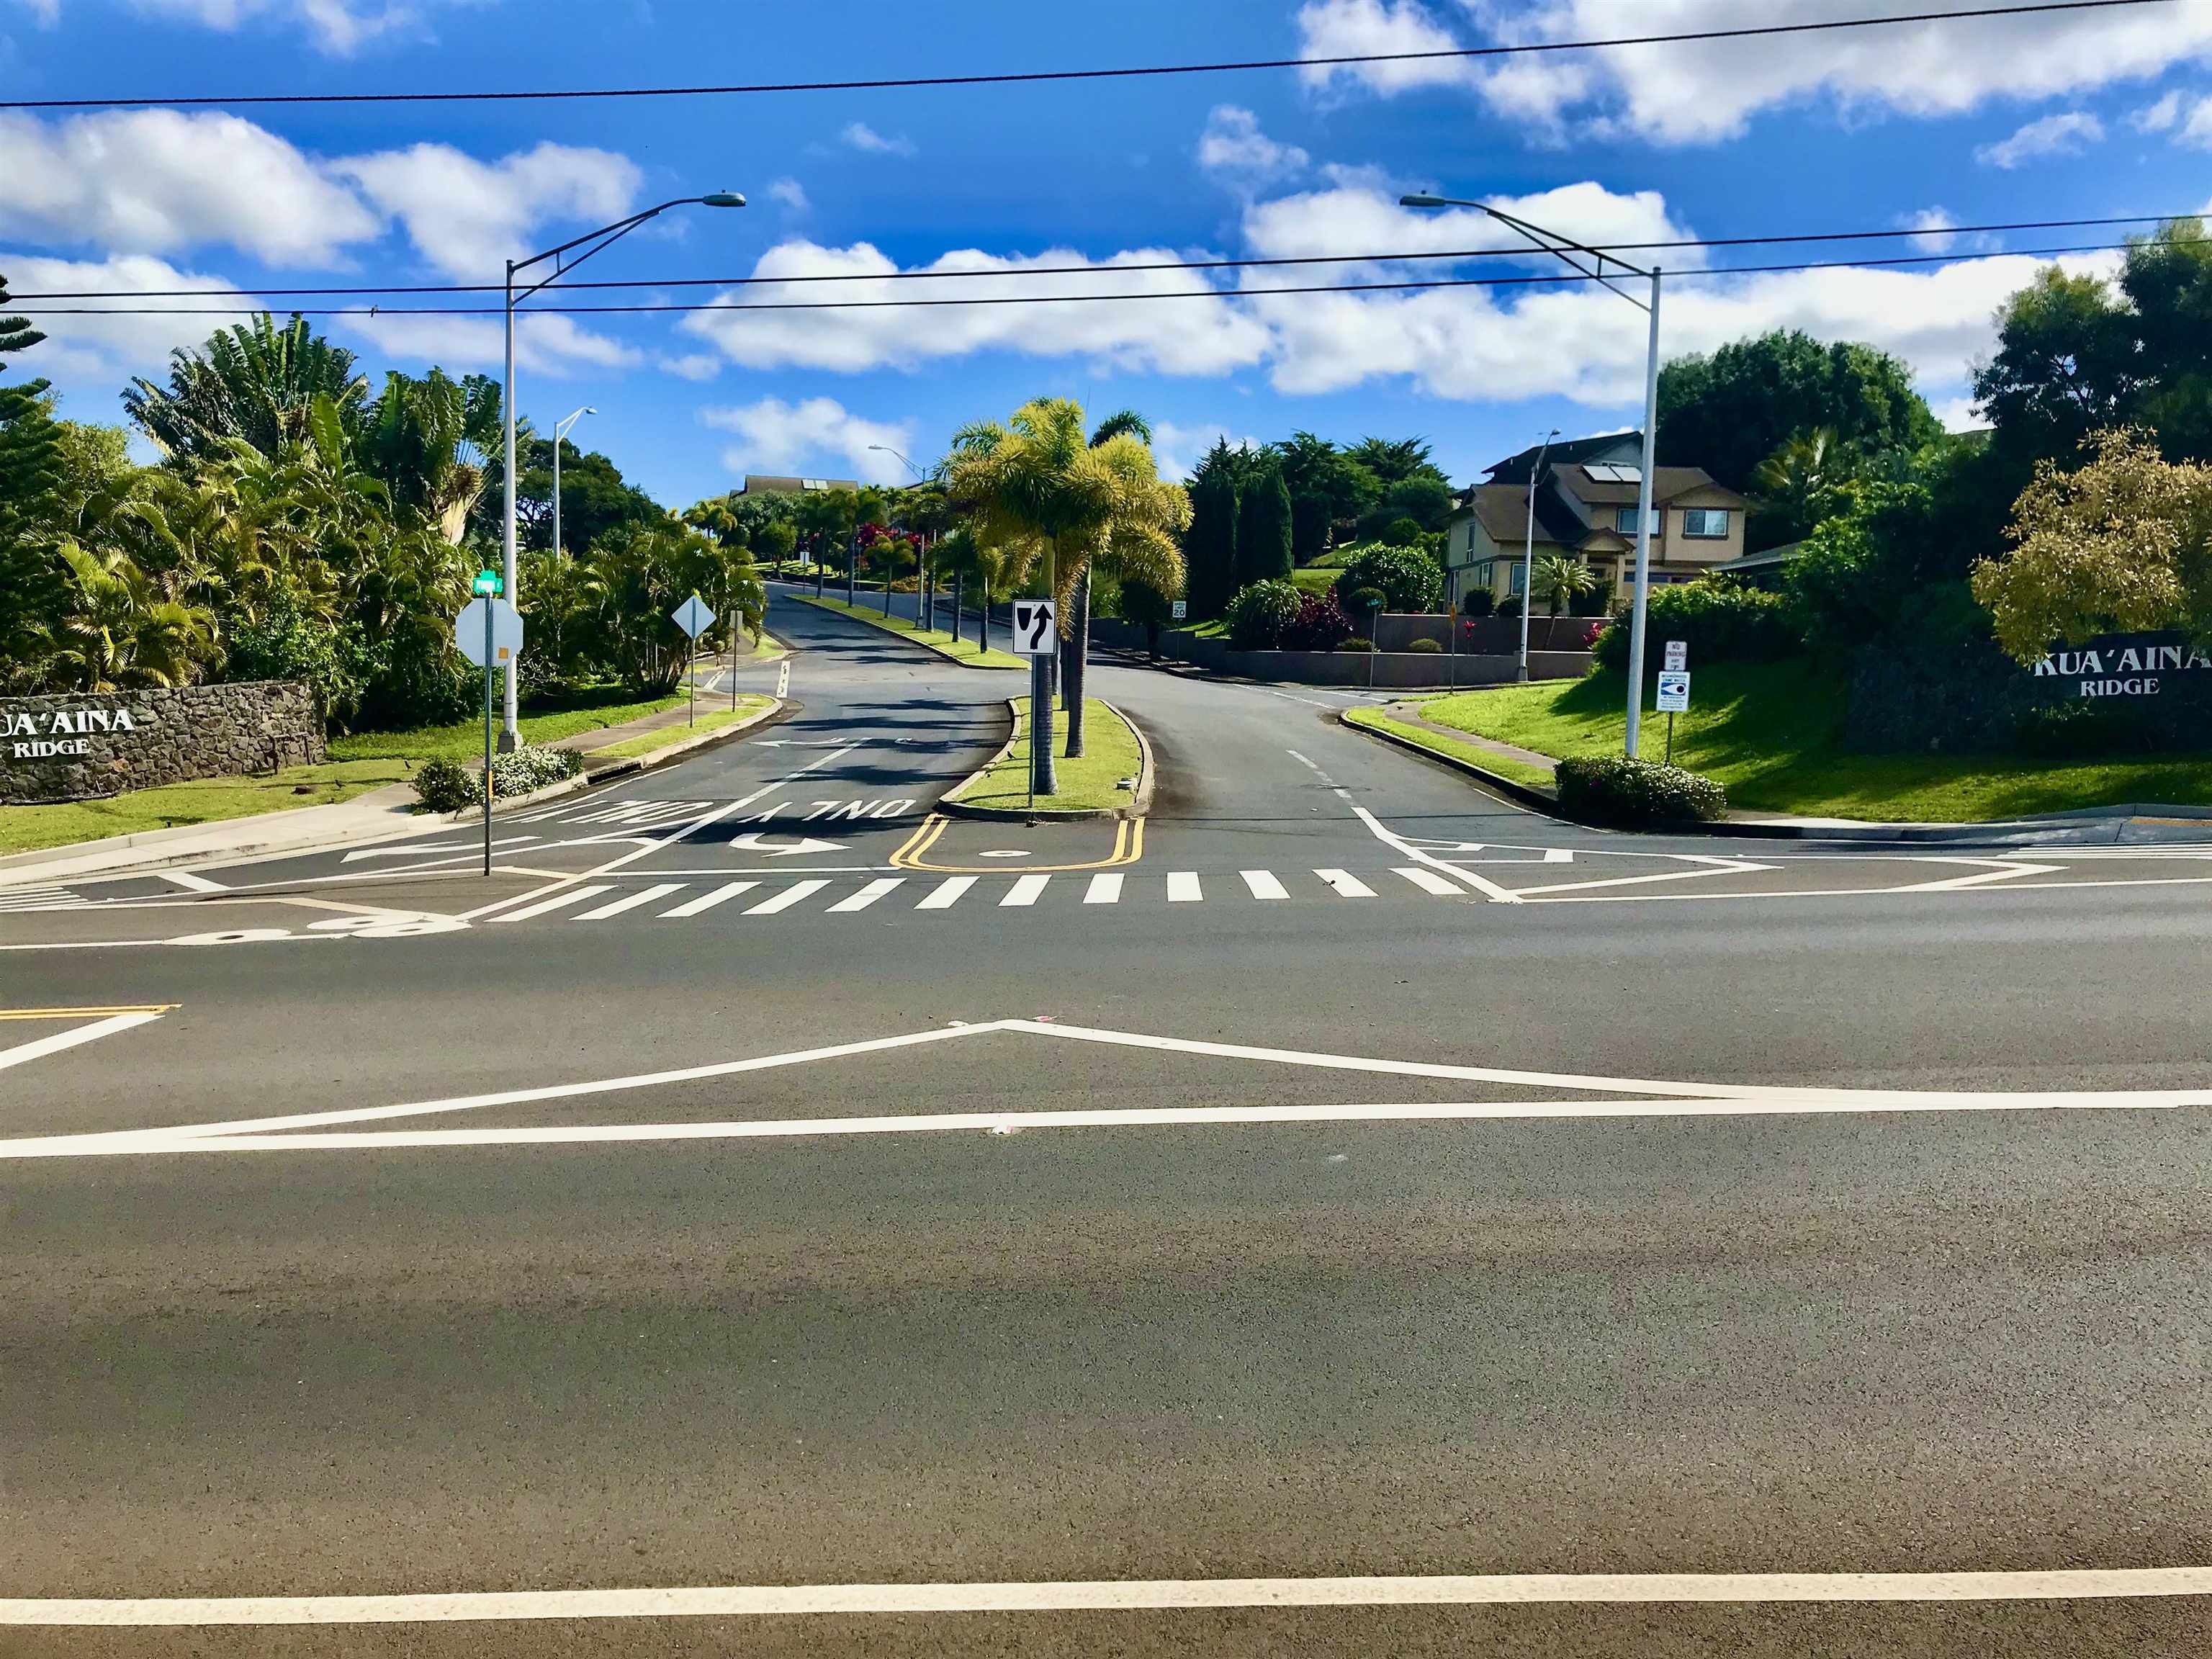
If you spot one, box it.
[5,592,2212,1655]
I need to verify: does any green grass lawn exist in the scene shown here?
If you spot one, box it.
[1343,706,1559,791]
[1291,568,1340,595]
[947,697,1143,814]
[0,686,687,858]
[587,696,776,761]
[795,594,1026,669]
[1415,662,2212,822]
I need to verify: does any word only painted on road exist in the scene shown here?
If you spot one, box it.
[739,799,919,823]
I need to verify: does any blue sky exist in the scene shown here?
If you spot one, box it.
[4,0,2211,507]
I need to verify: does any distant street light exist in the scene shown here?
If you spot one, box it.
[1403,192,1663,759]
[868,444,927,482]
[552,406,595,562]
[501,192,745,748]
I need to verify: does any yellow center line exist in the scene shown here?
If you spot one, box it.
[890,815,1144,874]
[0,1004,178,1020]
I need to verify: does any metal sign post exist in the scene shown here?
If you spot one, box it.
[670,593,717,727]
[1655,670,1691,765]
[1012,599,1058,815]
[457,573,520,878]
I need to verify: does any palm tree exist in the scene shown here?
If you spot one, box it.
[1532,553,1599,619]
[123,315,370,464]
[1060,409,1155,752]
[358,369,500,543]
[945,399,1187,778]
[49,542,214,691]
[1750,426,1851,548]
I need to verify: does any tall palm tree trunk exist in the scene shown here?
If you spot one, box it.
[1030,547,1058,799]
[1062,568,1089,757]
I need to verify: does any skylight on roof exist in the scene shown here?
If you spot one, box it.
[1584,464,1642,483]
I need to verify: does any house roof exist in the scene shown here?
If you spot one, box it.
[1568,465,1741,508]
[1484,431,1640,485]
[1463,482,1575,550]
[740,475,860,495]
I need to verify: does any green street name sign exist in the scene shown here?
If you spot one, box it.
[472,571,503,596]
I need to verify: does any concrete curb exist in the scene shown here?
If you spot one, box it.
[1341,710,2212,846]
[790,593,1025,672]
[940,697,1152,822]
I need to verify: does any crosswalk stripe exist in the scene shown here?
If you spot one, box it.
[496,884,613,922]
[1241,870,1289,901]
[660,881,758,919]
[1084,873,1123,905]
[1395,866,1464,896]
[829,878,905,914]
[1002,874,1051,907]
[745,879,830,915]
[574,884,684,922]
[1168,872,1202,903]
[916,876,977,910]
[1316,869,1376,898]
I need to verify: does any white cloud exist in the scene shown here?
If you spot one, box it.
[0,110,380,265]
[1241,178,1696,267]
[768,177,809,211]
[701,397,914,485]
[1196,105,1310,185]
[1902,207,1960,256]
[657,352,722,382]
[2175,96,2212,148]
[680,240,1270,378]
[2133,89,2185,132]
[1975,110,2104,168]
[12,0,59,25]
[1151,420,1262,482]
[1932,393,1990,433]
[1296,0,1477,96]
[341,310,640,377]
[1308,0,2212,145]
[35,0,431,53]
[338,140,641,281]
[840,122,915,158]
[0,250,251,408]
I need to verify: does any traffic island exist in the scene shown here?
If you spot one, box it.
[943,696,1151,821]
[792,594,1027,670]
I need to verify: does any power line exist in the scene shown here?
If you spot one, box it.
[0,0,2168,112]
[2,238,2174,320]
[0,214,2188,302]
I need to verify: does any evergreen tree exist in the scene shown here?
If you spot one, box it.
[1183,439,1243,618]
[1234,459,1294,589]
[0,274,66,675]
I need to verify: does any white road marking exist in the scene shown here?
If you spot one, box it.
[574,884,684,922]
[660,881,757,918]
[157,870,225,893]
[1888,859,2067,892]
[1507,858,1778,899]
[1084,873,1123,905]
[1241,870,1289,901]
[1316,869,1375,899]
[1001,874,1051,907]
[1167,872,1202,902]
[9,1566,2204,1626]
[1356,805,1518,902]
[776,659,791,698]
[916,876,976,910]
[828,878,904,913]
[745,880,829,915]
[1395,866,1463,896]
[494,886,613,922]
[0,1011,165,1076]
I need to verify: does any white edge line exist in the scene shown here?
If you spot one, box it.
[6,1566,2210,1624]
[0,1011,163,1074]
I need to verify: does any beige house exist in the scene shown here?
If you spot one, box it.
[1443,431,1747,610]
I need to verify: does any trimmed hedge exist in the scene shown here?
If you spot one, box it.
[1406,637,1444,654]
[1331,544,1444,614]
[412,758,475,814]
[1555,755,1728,827]
[1591,580,1796,670]
[412,743,583,814]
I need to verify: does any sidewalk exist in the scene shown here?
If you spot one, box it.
[1380,701,1558,775]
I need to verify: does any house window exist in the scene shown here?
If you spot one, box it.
[1613,506,1658,536]
[1506,562,1527,595]
[1683,508,1731,539]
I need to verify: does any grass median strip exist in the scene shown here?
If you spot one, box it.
[793,594,1026,669]
[1414,665,2212,822]
[948,697,1143,814]
[585,696,776,763]
[1343,707,1558,791]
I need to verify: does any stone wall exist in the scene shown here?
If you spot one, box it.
[0,680,325,805]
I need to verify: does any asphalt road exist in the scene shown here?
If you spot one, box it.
[4,590,2212,1655]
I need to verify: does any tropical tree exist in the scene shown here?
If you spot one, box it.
[1532,553,1600,618]
[1750,427,1854,550]
[123,315,371,463]
[42,541,215,691]
[945,397,1187,773]
[358,369,500,543]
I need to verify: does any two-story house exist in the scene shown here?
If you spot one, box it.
[1442,431,1747,609]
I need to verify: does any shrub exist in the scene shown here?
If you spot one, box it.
[1591,580,1797,671]
[1282,590,1353,652]
[1406,637,1444,655]
[413,758,477,814]
[1462,588,1497,618]
[1223,580,1305,649]
[1555,756,1728,827]
[491,744,584,797]
[1334,544,1444,614]
[1346,585,1388,620]
[1339,636,1373,653]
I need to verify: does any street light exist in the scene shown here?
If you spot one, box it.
[1520,428,1560,684]
[551,406,595,562]
[1402,192,1663,759]
[501,192,746,748]
[867,444,927,482]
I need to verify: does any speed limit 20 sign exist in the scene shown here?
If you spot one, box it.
[1012,600,1058,657]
